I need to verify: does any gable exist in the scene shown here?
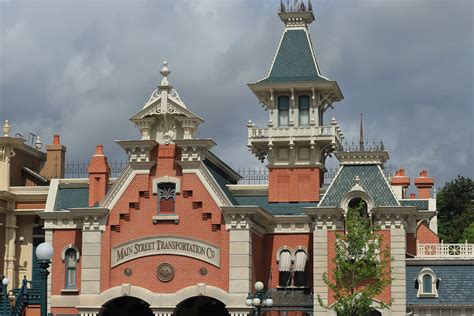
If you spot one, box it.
[319,165,399,207]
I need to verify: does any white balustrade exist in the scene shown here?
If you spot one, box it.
[417,242,474,259]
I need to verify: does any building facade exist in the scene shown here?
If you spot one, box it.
[1,2,473,316]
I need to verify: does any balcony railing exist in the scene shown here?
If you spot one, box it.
[248,124,343,148]
[417,242,474,259]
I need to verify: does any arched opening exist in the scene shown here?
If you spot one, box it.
[99,296,153,316]
[348,197,368,219]
[174,296,229,316]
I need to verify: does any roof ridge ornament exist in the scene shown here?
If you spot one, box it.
[160,60,171,86]
[278,0,315,28]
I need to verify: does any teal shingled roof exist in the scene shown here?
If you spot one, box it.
[400,199,429,210]
[57,187,89,210]
[203,159,238,205]
[234,195,317,215]
[260,29,326,83]
[407,265,474,306]
[319,165,399,207]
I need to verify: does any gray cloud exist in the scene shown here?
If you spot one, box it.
[1,0,472,188]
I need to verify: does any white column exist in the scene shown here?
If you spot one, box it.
[228,229,252,294]
[3,213,17,288]
[81,230,102,294]
[313,228,329,315]
[390,227,407,316]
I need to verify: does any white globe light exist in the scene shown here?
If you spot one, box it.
[36,242,54,260]
[252,297,261,306]
[254,281,264,291]
[2,277,9,286]
[245,298,253,306]
[265,298,273,307]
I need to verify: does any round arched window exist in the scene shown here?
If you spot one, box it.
[348,197,368,219]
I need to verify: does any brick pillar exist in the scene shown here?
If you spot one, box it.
[390,227,407,315]
[313,228,329,315]
[40,134,67,179]
[390,168,410,199]
[414,170,434,199]
[88,145,110,207]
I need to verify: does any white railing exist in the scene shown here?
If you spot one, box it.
[248,125,342,144]
[417,242,474,259]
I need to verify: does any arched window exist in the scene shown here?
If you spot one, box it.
[417,267,439,298]
[422,274,432,293]
[278,96,290,126]
[298,95,310,126]
[158,182,176,213]
[65,248,77,289]
[278,249,292,287]
[293,249,308,287]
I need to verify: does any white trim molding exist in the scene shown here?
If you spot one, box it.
[416,267,439,298]
[152,176,181,194]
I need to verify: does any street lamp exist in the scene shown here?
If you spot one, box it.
[2,277,9,315]
[35,242,54,316]
[245,281,273,316]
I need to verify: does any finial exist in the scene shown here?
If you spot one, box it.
[160,60,171,86]
[34,136,43,150]
[354,175,360,186]
[359,113,364,151]
[3,120,11,137]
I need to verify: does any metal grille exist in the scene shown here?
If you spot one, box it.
[64,160,127,178]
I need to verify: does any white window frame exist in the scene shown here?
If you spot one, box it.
[417,267,439,298]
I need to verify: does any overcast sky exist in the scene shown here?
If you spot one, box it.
[1,0,472,190]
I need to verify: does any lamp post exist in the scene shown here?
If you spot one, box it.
[245,281,273,316]
[2,277,9,315]
[35,242,54,316]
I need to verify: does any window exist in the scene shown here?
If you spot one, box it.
[278,249,292,287]
[417,267,439,298]
[158,182,176,213]
[64,248,78,289]
[293,249,308,286]
[278,96,290,126]
[348,197,368,219]
[298,95,310,126]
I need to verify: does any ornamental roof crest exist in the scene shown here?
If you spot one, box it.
[130,61,203,144]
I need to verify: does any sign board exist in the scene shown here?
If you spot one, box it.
[111,236,220,267]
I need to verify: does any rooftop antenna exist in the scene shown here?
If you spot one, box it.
[359,113,364,151]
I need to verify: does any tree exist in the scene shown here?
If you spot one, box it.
[461,223,474,243]
[318,203,392,316]
[437,176,474,243]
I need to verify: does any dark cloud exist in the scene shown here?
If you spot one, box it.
[1,0,472,188]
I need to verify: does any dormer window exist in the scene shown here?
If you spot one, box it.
[416,267,439,298]
[298,95,310,126]
[278,96,290,126]
[158,183,176,213]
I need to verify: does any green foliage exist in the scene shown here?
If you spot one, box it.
[318,203,392,316]
[461,223,474,243]
[437,176,474,243]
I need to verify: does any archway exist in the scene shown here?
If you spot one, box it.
[99,296,153,316]
[174,296,230,316]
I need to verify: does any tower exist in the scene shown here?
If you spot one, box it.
[247,1,343,202]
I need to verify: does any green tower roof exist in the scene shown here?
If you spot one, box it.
[259,28,327,83]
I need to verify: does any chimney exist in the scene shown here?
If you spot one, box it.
[390,168,410,199]
[40,134,66,179]
[414,170,434,199]
[409,193,416,199]
[88,144,110,207]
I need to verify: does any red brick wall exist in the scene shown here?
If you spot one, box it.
[417,222,439,244]
[100,145,230,292]
[407,233,416,255]
[263,233,312,289]
[326,229,391,305]
[252,233,265,284]
[268,168,320,202]
[51,230,82,295]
